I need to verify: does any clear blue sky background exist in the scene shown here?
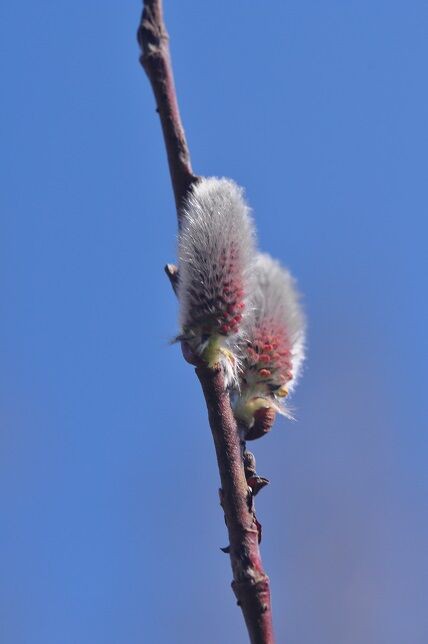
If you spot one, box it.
[1,2,427,643]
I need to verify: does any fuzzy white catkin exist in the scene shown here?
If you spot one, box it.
[248,252,306,390]
[177,177,256,383]
[234,252,306,426]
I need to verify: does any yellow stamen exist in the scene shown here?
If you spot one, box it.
[276,387,288,398]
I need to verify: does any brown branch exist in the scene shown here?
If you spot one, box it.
[137,0,198,219]
[138,2,274,642]
[197,367,275,644]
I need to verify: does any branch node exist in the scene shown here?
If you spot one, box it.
[164,263,179,294]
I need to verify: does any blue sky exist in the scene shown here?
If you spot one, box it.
[1,1,427,643]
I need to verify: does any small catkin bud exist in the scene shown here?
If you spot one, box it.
[234,252,306,434]
[178,177,256,386]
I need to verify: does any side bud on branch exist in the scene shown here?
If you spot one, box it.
[178,177,256,386]
[234,252,306,439]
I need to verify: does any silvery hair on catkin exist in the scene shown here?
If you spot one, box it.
[177,177,256,385]
[249,252,306,389]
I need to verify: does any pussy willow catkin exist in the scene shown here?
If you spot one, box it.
[234,252,306,431]
[178,177,256,386]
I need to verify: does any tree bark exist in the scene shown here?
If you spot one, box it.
[137,0,197,219]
